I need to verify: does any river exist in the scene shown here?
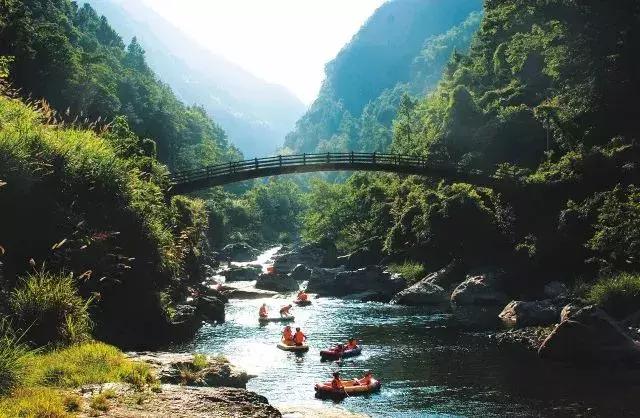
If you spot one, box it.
[176,248,640,417]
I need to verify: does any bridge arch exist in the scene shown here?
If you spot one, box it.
[168,152,496,194]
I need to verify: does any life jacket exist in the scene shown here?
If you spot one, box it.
[331,378,343,389]
[293,331,305,344]
[259,306,268,317]
[279,305,290,313]
[347,341,358,349]
[359,375,372,386]
[283,328,293,341]
[298,292,308,301]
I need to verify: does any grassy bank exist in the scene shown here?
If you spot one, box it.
[0,340,154,417]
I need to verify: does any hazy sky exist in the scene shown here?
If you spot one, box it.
[140,0,386,104]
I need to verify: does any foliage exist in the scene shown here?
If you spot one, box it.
[0,92,208,345]
[0,0,240,170]
[0,319,30,396]
[206,179,306,248]
[10,270,92,347]
[0,341,153,417]
[586,273,640,320]
[387,262,426,286]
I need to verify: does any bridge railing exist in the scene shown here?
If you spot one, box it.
[169,152,438,184]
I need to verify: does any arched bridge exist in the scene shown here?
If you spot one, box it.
[169,152,497,194]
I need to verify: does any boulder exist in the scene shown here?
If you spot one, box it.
[423,262,466,290]
[498,300,561,327]
[307,266,405,302]
[391,278,448,306]
[198,296,225,323]
[538,306,640,364]
[221,265,262,282]
[255,273,299,293]
[222,243,259,262]
[451,275,508,306]
[272,243,336,274]
[544,281,569,299]
[200,285,229,304]
[337,247,380,269]
[560,303,582,322]
[290,264,312,281]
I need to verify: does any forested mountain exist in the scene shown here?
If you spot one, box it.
[284,0,483,154]
[303,0,640,284]
[86,0,306,158]
[0,0,240,170]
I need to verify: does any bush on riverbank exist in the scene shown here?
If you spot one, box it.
[10,270,92,347]
[0,319,29,396]
[387,262,426,286]
[586,273,640,320]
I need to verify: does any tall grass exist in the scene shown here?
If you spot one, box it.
[586,273,640,319]
[10,270,92,347]
[387,261,426,286]
[0,319,30,396]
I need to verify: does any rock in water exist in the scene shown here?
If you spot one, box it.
[222,243,259,262]
[391,279,448,306]
[290,264,312,281]
[498,300,561,327]
[221,265,262,281]
[273,243,335,274]
[255,273,299,292]
[307,266,405,302]
[198,296,225,324]
[450,275,508,306]
[538,306,640,364]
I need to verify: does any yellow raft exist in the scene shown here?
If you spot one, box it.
[277,341,309,352]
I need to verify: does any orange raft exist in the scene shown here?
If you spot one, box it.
[314,378,381,398]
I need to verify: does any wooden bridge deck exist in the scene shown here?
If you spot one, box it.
[168,152,495,194]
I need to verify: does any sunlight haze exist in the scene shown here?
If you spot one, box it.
[139,0,386,104]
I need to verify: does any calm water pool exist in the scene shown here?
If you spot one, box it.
[175,249,640,417]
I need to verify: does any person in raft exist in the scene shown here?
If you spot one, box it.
[333,343,345,355]
[259,303,268,318]
[346,338,358,349]
[279,304,293,317]
[297,290,308,301]
[293,327,307,346]
[282,325,294,345]
[331,371,344,390]
[353,370,374,386]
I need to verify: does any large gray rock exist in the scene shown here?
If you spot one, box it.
[290,264,312,281]
[272,243,336,274]
[221,265,262,282]
[422,262,466,290]
[222,243,259,262]
[560,303,582,322]
[255,274,299,292]
[198,296,225,324]
[307,265,406,302]
[544,281,569,299]
[391,278,448,306]
[336,247,380,269]
[538,306,640,364]
[499,300,561,327]
[451,275,508,306]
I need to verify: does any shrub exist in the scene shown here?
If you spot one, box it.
[387,262,426,286]
[0,319,30,396]
[192,353,208,371]
[586,273,640,319]
[27,342,154,389]
[10,270,92,347]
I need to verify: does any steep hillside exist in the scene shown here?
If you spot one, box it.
[87,0,306,158]
[302,0,640,283]
[285,0,482,154]
[0,0,240,170]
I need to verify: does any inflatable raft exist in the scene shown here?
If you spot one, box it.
[320,346,362,361]
[294,299,312,306]
[277,341,309,352]
[314,378,381,398]
[258,316,294,324]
